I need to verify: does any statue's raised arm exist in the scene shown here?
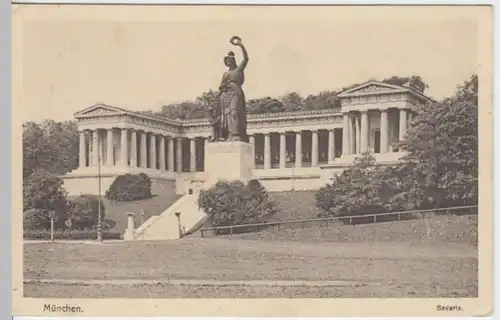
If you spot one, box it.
[230,36,249,71]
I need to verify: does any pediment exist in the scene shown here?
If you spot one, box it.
[74,104,128,118]
[338,81,407,98]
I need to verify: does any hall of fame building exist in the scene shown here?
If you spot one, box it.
[63,80,432,239]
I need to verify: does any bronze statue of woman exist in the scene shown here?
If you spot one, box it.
[217,36,249,142]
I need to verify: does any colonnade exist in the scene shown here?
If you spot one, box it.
[77,108,411,173]
[251,129,341,169]
[78,128,344,172]
[341,108,411,155]
[78,129,206,173]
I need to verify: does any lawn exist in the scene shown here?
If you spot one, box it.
[24,238,477,298]
[215,215,479,245]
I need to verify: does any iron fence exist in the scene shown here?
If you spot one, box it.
[199,205,478,237]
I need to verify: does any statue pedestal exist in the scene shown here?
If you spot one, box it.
[204,141,254,186]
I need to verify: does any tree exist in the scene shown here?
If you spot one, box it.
[399,75,478,208]
[23,120,79,177]
[280,92,304,112]
[23,168,69,229]
[23,208,50,231]
[195,90,220,109]
[316,75,477,218]
[198,179,277,232]
[382,75,429,93]
[51,120,79,174]
[315,153,397,218]
[23,122,44,178]
[67,194,106,230]
[303,90,341,110]
[247,97,286,114]
[241,179,277,224]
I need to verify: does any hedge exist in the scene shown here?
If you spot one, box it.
[23,228,122,240]
[105,173,152,202]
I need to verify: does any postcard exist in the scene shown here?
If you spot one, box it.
[12,4,493,317]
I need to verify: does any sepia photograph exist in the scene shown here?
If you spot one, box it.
[12,4,493,317]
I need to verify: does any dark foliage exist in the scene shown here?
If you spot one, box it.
[23,168,69,230]
[316,75,478,219]
[198,179,277,234]
[105,173,152,202]
[23,120,79,178]
[23,228,122,240]
[67,194,108,230]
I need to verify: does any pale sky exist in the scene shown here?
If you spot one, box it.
[15,5,480,123]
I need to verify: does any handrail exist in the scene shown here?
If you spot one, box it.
[199,205,478,236]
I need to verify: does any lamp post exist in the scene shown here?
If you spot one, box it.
[97,131,103,242]
[48,210,56,243]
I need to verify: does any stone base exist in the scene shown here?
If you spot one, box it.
[204,141,254,185]
[62,165,177,196]
[123,229,135,241]
[337,151,408,165]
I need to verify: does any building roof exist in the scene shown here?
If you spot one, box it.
[337,80,434,103]
[74,103,341,125]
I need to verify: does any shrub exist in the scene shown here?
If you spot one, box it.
[316,153,408,221]
[67,194,108,230]
[23,168,69,229]
[105,173,152,201]
[198,179,277,233]
[23,228,122,240]
[23,208,51,231]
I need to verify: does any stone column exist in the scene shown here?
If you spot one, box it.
[355,116,361,154]
[120,128,128,166]
[159,135,166,170]
[79,131,86,168]
[149,134,157,169]
[264,133,271,169]
[328,129,335,163]
[130,130,138,167]
[380,109,389,153]
[249,135,255,168]
[279,132,286,169]
[92,130,99,166]
[311,130,319,167]
[399,109,408,141]
[140,131,147,168]
[99,136,105,164]
[349,116,359,154]
[295,131,302,168]
[168,137,174,171]
[176,138,183,173]
[360,111,369,153]
[106,129,114,165]
[190,138,196,172]
[342,114,350,155]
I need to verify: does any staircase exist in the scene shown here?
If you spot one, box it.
[128,188,319,241]
[102,194,181,233]
[131,192,209,240]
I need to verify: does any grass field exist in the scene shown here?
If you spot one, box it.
[215,215,478,245]
[24,235,478,298]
